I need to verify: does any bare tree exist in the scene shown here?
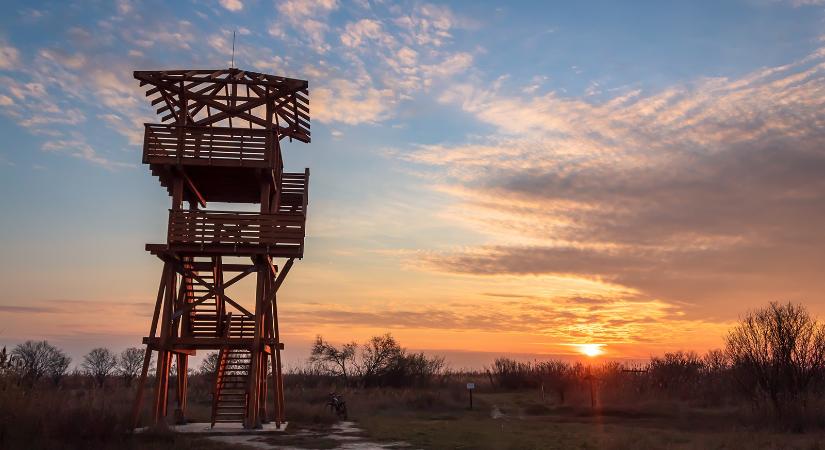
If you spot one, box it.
[358,333,403,382]
[117,347,146,387]
[726,302,825,414]
[82,348,118,388]
[11,341,65,388]
[45,347,71,387]
[309,335,357,382]
[702,349,730,374]
[199,351,220,375]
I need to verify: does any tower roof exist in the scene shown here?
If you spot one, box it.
[134,68,310,143]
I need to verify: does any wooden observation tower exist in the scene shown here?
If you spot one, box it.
[129,68,310,429]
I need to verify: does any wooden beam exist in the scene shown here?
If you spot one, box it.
[262,258,293,310]
[178,168,206,207]
[171,264,254,320]
[143,336,284,350]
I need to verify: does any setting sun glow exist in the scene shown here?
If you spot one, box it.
[576,344,605,358]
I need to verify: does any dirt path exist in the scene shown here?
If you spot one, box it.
[207,421,412,449]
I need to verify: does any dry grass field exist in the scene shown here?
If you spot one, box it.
[4,374,825,449]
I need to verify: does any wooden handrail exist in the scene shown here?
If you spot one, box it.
[143,123,277,168]
[167,209,305,248]
[211,313,233,428]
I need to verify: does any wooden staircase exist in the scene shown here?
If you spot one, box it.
[185,260,222,338]
[211,314,256,426]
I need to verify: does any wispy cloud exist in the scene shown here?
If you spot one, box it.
[271,0,339,54]
[400,46,825,316]
[0,41,20,69]
[42,139,134,170]
[219,0,243,12]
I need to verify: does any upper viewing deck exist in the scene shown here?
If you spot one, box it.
[135,69,310,203]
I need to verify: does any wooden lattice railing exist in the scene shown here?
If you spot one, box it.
[143,124,279,168]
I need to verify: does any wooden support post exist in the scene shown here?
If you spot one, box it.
[132,262,169,429]
[174,353,189,424]
[273,288,285,423]
[261,177,271,214]
[260,356,269,423]
[269,267,281,426]
[172,177,183,211]
[214,256,224,336]
[246,259,265,429]
[153,261,177,426]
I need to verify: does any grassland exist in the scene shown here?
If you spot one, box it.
[5,377,825,450]
[354,391,825,450]
[7,358,825,450]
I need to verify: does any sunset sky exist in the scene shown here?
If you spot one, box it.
[0,0,824,368]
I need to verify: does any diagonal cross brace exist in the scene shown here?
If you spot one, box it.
[262,258,294,311]
[171,264,254,320]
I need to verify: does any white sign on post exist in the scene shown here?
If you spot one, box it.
[466,382,475,390]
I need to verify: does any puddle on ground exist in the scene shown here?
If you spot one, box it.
[208,421,412,450]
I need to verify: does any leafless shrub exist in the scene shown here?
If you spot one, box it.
[489,357,535,389]
[535,360,574,403]
[648,351,703,396]
[308,334,445,388]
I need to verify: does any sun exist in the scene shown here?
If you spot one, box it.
[576,343,605,357]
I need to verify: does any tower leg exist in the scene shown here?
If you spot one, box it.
[272,287,285,423]
[245,261,265,429]
[153,350,172,425]
[260,358,269,423]
[276,345,285,422]
[174,353,189,424]
[152,261,177,427]
[132,262,170,429]
[270,344,280,427]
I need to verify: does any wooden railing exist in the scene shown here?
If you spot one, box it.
[278,170,309,215]
[211,313,232,428]
[167,209,305,251]
[143,124,279,168]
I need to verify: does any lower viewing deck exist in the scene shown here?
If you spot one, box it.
[149,205,306,258]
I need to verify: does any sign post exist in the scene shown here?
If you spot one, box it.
[466,382,475,410]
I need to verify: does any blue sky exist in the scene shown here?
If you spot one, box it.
[0,0,824,366]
